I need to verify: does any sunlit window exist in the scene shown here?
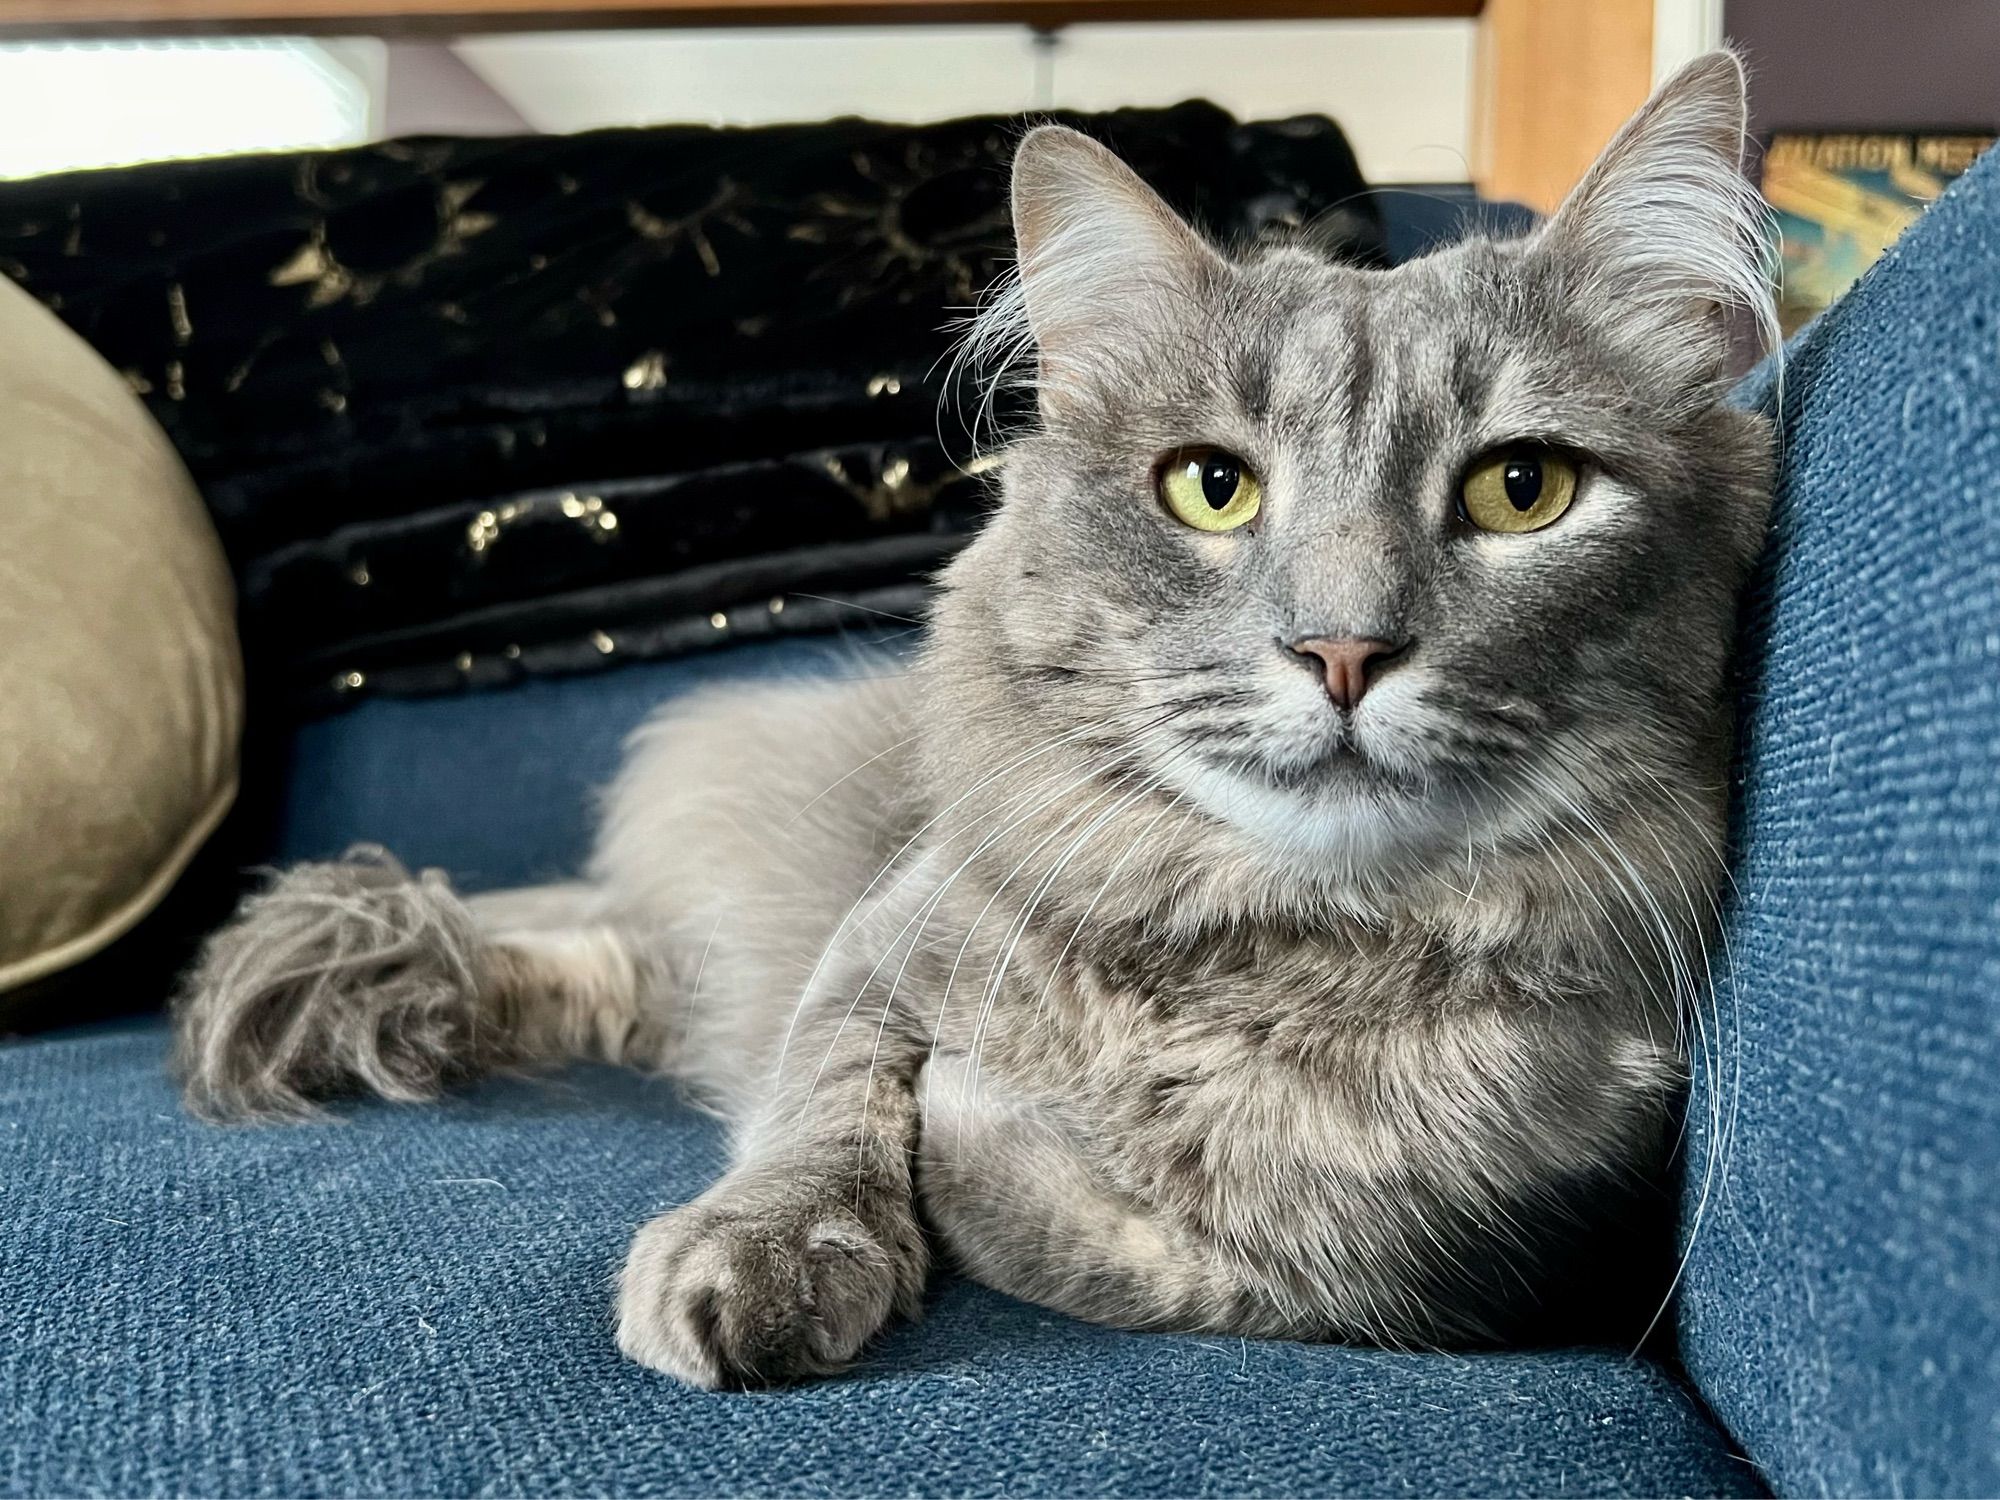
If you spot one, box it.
[0,39,379,181]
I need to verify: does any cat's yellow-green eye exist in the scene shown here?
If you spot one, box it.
[1459,447,1579,533]
[1160,448,1262,532]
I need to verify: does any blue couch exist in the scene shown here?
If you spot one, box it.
[5,160,1996,1497]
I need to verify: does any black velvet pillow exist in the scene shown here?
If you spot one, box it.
[0,102,1380,717]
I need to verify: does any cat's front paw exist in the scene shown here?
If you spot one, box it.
[615,1178,926,1388]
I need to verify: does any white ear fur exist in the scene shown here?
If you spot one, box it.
[1002,125,1224,410]
[1539,50,1777,375]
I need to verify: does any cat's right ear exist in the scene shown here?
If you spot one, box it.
[1534,50,1774,379]
[1010,126,1223,409]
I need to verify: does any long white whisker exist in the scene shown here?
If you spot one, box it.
[783,732,923,830]
[957,777,1165,1139]
[799,701,1198,1129]
[771,704,1166,1084]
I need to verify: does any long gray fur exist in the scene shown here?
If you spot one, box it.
[173,52,1774,1387]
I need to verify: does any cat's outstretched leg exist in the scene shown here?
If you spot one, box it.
[172,846,673,1119]
[613,937,932,1389]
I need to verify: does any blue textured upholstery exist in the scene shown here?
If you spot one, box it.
[2,1019,1760,1498]
[1679,147,2000,1496]
[273,633,902,890]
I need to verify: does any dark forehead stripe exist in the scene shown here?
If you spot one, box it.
[1370,330,1452,506]
[1341,299,1377,432]
[1449,334,1497,426]
[1230,344,1275,422]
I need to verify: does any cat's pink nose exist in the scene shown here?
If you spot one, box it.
[1288,637,1400,711]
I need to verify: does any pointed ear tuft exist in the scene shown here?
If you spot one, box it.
[1006,125,1224,409]
[1539,50,1776,377]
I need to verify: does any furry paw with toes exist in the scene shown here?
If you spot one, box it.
[615,1185,925,1388]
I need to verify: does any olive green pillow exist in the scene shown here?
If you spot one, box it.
[0,275,242,1004]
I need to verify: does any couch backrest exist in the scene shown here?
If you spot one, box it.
[1684,145,2000,1496]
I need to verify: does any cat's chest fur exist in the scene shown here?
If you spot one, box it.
[953,911,1679,1333]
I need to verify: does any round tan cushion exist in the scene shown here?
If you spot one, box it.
[0,274,242,995]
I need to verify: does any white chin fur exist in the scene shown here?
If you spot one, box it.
[1164,756,1423,880]
[1161,677,1464,881]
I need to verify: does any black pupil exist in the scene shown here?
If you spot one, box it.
[1502,458,1543,511]
[1200,456,1241,510]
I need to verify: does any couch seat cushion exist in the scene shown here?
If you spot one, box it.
[3,1019,1759,1498]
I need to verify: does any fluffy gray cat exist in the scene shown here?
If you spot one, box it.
[174,52,1775,1389]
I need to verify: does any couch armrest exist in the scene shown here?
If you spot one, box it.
[1683,144,2000,1497]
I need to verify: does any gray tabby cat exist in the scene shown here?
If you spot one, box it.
[174,52,1775,1389]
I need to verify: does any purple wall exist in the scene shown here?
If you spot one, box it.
[1727,0,2000,132]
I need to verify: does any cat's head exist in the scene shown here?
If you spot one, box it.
[931,53,1775,891]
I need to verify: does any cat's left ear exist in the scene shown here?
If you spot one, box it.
[1537,50,1773,378]
[1010,126,1226,410]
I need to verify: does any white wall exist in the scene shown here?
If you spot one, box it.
[1050,22,1474,184]
[457,27,1044,133]
[1652,0,1726,82]
[456,19,1476,184]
